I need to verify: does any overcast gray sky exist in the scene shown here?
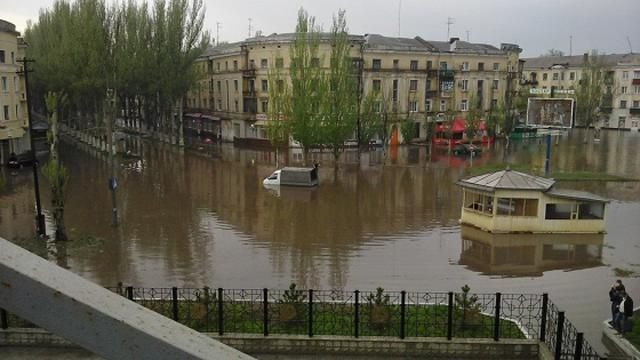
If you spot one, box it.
[2,0,639,57]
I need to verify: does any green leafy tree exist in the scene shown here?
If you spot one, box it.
[43,91,70,241]
[455,284,481,331]
[399,113,416,144]
[359,90,384,145]
[575,52,608,142]
[286,8,325,164]
[266,64,291,166]
[322,10,358,162]
[277,283,307,327]
[485,100,505,138]
[465,94,483,140]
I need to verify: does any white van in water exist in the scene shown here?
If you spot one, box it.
[263,167,319,187]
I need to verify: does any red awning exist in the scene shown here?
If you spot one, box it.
[435,118,485,133]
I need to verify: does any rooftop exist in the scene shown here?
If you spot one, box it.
[457,169,555,192]
[523,53,640,70]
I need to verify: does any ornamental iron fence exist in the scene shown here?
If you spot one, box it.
[0,285,604,360]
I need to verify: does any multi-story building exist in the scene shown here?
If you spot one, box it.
[522,53,640,130]
[186,33,522,144]
[0,19,29,164]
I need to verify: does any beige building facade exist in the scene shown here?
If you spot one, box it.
[522,53,640,130]
[0,19,29,164]
[187,33,521,144]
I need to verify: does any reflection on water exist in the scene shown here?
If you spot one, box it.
[1,129,639,354]
[459,225,603,277]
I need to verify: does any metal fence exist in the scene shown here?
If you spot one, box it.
[0,286,604,360]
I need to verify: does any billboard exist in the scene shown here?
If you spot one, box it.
[526,98,574,128]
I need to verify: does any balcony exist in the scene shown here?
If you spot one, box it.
[242,68,256,78]
[242,90,256,98]
[630,108,640,115]
[425,90,438,98]
[632,79,640,85]
[439,70,455,79]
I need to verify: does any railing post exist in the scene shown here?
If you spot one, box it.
[217,287,224,336]
[308,289,313,338]
[126,286,133,301]
[447,291,453,340]
[1,308,8,329]
[354,290,360,338]
[172,287,179,322]
[203,287,210,331]
[555,311,565,360]
[400,291,406,339]
[574,332,584,360]
[494,292,501,341]
[263,288,269,337]
[540,293,548,342]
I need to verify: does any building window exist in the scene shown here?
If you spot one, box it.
[492,79,499,90]
[622,71,629,79]
[561,72,565,80]
[478,62,484,71]
[461,79,469,91]
[3,105,9,120]
[393,59,399,70]
[261,59,268,68]
[277,80,284,92]
[225,61,229,71]
[217,81,221,92]
[372,59,381,70]
[498,198,539,217]
[13,76,18,92]
[633,100,640,108]
[372,79,381,92]
[634,71,640,79]
[493,62,499,71]
[425,99,432,112]
[426,79,432,91]
[373,101,381,113]
[233,60,238,71]
[440,100,446,111]
[216,62,221,71]
[426,60,433,70]
[15,104,19,119]
[570,72,575,80]
[490,99,497,109]
[409,79,418,91]
[249,59,255,69]
[234,80,238,92]
[409,101,417,112]
[553,73,559,81]
[392,79,398,101]
[261,79,268,92]
[439,61,448,70]
[234,100,239,112]
[621,86,627,94]
[543,73,548,81]
[217,99,222,110]
[275,58,284,68]
[410,60,418,71]
[261,100,268,113]
[460,99,468,111]
[311,57,320,67]
[635,86,640,94]
[0,50,4,63]
[464,191,494,216]
[620,100,627,108]
[10,51,14,64]
[1,77,6,91]
[461,62,469,71]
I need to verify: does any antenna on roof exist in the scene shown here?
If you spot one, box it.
[398,0,402,36]
[248,18,252,38]
[569,35,572,56]
[466,30,470,42]
[216,22,222,46]
[627,36,634,54]
[447,17,455,40]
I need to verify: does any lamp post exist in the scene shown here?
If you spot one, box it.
[106,88,118,226]
[17,57,46,237]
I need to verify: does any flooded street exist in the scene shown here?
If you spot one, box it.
[1,129,639,352]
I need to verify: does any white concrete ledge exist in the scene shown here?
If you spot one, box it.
[0,238,254,360]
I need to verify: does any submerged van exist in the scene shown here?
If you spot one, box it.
[263,167,319,187]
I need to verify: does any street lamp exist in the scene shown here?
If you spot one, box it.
[106,88,118,226]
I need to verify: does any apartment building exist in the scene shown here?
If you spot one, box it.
[187,33,521,144]
[0,19,29,164]
[522,53,640,130]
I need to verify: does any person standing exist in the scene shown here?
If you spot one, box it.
[617,291,634,334]
[609,280,625,326]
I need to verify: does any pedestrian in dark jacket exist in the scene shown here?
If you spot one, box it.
[616,291,634,334]
[609,280,625,326]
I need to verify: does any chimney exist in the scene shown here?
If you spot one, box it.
[583,53,589,64]
[449,37,460,52]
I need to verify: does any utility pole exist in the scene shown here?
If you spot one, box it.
[17,58,46,237]
[446,17,455,40]
[106,88,118,226]
[397,0,401,36]
[569,35,573,56]
[248,18,252,38]
[216,22,222,46]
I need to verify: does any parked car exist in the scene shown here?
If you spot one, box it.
[6,152,34,169]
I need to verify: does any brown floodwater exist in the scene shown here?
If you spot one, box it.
[1,129,639,353]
